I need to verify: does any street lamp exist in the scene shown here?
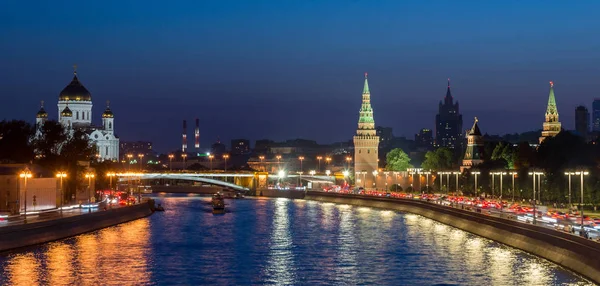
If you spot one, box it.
[565,171,575,209]
[298,156,305,172]
[316,156,323,173]
[56,171,67,214]
[276,155,282,170]
[20,169,32,222]
[422,171,431,193]
[472,171,481,197]
[181,153,188,170]
[490,172,496,199]
[575,171,589,232]
[85,172,95,213]
[372,170,378,189]
[452,171,461,194]
[168,154,174,171]
[528,171,544,224]
[309,170,316,176]
[509,171,517,202]
[126,154,133,171]
[208,154,214,171]
[383,171,390,191]
[326,170,331,176]
[325,157,332,167]
[223,154,229,171]
[345,156,352,169]
[492,171,507,200]
[259,155,265,172]
[138,154,144,170]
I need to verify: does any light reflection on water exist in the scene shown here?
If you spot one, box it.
[0,196,594,285]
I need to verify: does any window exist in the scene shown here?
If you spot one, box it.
[368,150,370,154]
[359,150,361,154]
[109,122,112,129]
[105,146,108,155]
[76,111,79,120]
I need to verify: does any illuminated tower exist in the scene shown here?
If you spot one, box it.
[57,65,93,127]
[539,81,561,144]
[182,120,188,153]
[35,101,48,128]
[461,117,484,171]
[195,118,200,151]
[353,73,379,190]
[435,79,463,151]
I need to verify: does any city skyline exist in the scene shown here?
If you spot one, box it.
[2,1,600,152]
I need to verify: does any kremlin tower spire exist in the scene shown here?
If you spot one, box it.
[353,72,379,190]
[539,81,561,143]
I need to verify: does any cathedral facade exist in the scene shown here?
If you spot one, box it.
[35,69,119,161]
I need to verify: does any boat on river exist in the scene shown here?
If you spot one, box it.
[212,193,225,214]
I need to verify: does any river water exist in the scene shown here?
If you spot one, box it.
[0,195,594,285]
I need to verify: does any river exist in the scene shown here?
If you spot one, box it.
[0,195,593,285]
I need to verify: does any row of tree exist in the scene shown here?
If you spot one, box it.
[384,131,600,206]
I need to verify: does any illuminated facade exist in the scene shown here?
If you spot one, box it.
[539,81,561,144]
[435,79,463,151]
[461,117,484,171]
[36,68,119,161]
[353,73,379,190]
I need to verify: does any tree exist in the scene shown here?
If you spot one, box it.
[33,120,68,166]
[385,148,413,171]
[421,147,454,171]
[0,120,34,163]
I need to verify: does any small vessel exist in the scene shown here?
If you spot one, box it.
[155,203,165,212]
[212,193,225,214]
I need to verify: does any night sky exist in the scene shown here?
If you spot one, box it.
[2,1,600,153]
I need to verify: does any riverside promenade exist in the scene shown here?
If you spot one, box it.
[0,200,155,253]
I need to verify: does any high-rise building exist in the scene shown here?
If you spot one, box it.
[539,81,561,144]
[415,128,433,149]
[120,141,153,158]
[231,139,250,155]
[353,73,379,190]
[461,118,484,171]
[435,79,463,151]
[592,99,600,132]
[575,105,589,138]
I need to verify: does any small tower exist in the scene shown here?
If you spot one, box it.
[353,73,380,190]
[539,81,561,144]
[35,100,48,128]
[60,104,73,130]
[102,100,114,134]
[461,117,485,171]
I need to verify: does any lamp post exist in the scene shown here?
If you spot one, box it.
[126,154,133,171]
[439,171,443,193]
[490,172,495,199]
[85,172,95,213]
[181,153,188,170]
[316,156,323,173]
[452,171,460,194]
[259,155,265,172]
[472,171,480,197]
[298,156,304,172]
[56,171,67,214]
[345,156,352,170]
[422,171,431,193]
[325,157,332,168]
[168,154,174,171]
[528,171,543,224]
[498,172,506,200]
[208,154,214,171]
[223,154,229,172]
[576,171,589,232]
[509,171,517,202]
[276,155,282,170]
[20,169,32,222]
[137,154,144,171]
[565,172,575,209]
[372,170,378,190]
[383,171,389,191]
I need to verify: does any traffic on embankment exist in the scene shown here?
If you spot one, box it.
[0,199,156,253]
[304,191,600,284]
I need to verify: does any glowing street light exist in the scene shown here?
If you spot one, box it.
[223,154,230,172]
[138,154,144,170]
[208,154,214,171]
[316,156,323,173]
[564,171,576,208]
[325,157,332,167]
[56,171,67,214]
[372,170,378,189]
[259,155,265,172]
[126,154,133,171]
[528,171,544,224]
[278,170,286,178]
[472,171,481,196]
[343,170,350,177]
[509,171,517,202]
[345,156,352,169]
[276,155,282,170]
[452,171,461,194]
[168,154,174,171]
[19,169,32,222]
[181,153,188,170]
[325,170,331,176]
[298,156,305,172]
[309,170,316,176]
[85,172,95,213]
[575,171,589,232]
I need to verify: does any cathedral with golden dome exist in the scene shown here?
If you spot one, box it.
[35,67,119,161]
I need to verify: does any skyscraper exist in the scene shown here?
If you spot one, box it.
[435,79,463,151]
[539,81,561,144]
[592,99,600,132]
[353,73,379,190]
[575,105,589,138]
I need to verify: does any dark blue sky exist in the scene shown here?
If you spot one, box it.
[2,1,600,152]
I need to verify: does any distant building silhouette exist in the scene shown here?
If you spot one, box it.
[592,99,600,132]
[575,105,589,138]
[539,81,561,144]
[435,79,463,151]
[211,139,226,156]
[415,128,433,150]
[231,139,250,155]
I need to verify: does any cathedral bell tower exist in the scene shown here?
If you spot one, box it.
[102,101,114,134]
[353,73,380,190]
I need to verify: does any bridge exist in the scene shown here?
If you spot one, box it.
[116,172,338,192]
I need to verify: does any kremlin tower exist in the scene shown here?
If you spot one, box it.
[353,73,379,190]
[539,81,561,144]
